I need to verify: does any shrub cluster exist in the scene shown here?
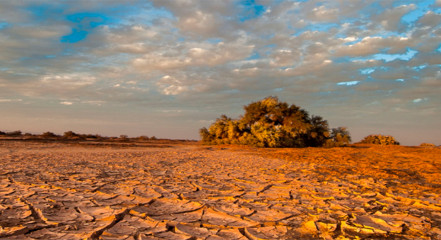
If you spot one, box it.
[359,134,400,145]
[420,143,435,147]
[200,97,350,148]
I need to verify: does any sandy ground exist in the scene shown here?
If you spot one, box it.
[0,141,440,239]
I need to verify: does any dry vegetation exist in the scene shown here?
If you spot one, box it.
[1,140,440,239]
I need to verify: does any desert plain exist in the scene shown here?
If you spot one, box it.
[0,140,440,239]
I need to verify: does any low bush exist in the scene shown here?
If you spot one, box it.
[359,134,399,145]
[420,143,435,147]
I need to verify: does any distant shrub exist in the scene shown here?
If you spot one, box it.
[63,131,79,139]
[0,131,5,135]
[420,143,435,147]
[359,134,400,145]
[150,136,157,140]
[119,135,129,141]
[138,135,150,141]
[41,132,59,138]
[6,130,22,137]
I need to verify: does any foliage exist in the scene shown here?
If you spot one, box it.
[41,132,59,138]
[359,134,400,145]
[138,135,150,141]
[63,131,80,139]
[420,143,435,147]
[325,127,351,147]
[6,130,22,137]
[200,97,348,148]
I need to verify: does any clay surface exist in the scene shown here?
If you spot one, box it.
[1,141,440,239]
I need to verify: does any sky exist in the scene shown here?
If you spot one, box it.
[0,0,440,145]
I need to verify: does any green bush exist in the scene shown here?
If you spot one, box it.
[359,134,399,145]
[200,97,348,148]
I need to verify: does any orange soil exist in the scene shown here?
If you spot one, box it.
[0,141,440,239]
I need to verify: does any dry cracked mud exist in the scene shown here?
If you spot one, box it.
[0,141,440,239]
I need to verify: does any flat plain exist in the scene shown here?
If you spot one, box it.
[0,140,440,239]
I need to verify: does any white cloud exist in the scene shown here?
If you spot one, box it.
[40,74,96,89]
[156,75,189,95]
[60,101,73,105]
[0,98,22,103]
[310,5,339,22]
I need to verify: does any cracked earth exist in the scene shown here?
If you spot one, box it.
[0,141,440,239]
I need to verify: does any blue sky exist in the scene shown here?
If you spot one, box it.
[0,0,440,145]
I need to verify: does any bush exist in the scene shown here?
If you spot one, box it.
[200,97,344,148]
[119,135,129,141]
[325,127,351,147]
[420,143,435,147]
[359,134,399,145]
[6,130,22,137]
[63,131,79,139]
[138,135,150,141]
[41,132,59,138]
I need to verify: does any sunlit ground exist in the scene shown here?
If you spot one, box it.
[1,141,440,239]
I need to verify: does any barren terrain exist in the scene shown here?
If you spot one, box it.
[0,141,440,239]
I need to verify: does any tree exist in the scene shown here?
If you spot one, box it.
[327,127,351,146]
[200,97,338,148]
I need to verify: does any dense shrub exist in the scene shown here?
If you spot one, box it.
[6,130,22,137]
[41,132,59,138]
[138,136,150,141]
[359,134,400,145]
[200,97,349,148]
[63,131,79,139]
[420,143,435,147]
[325,127,352,147]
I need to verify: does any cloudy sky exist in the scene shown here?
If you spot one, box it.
[0,0,440,145]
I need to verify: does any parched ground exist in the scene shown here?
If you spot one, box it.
[0,141,440,239]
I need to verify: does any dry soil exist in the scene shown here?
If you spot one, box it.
[0,141,440,239]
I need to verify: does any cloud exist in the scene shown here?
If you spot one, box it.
[60,101,73,105]
[375,4,416,31]
[0,0,440,145]
[0,98,22,103]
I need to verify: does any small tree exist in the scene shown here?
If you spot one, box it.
[119,135,128,141]
[327,127,351,147]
